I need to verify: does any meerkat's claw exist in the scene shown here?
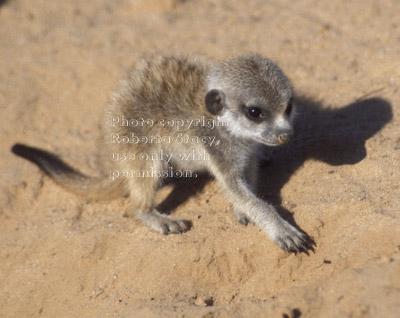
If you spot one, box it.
[239,218,249,226]
[234,209,255,226]
[272,221,314,254]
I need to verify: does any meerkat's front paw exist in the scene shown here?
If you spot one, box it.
[137,210,192,234]
[271,221,315,254]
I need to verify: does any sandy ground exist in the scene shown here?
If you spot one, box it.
[1,0,400,317]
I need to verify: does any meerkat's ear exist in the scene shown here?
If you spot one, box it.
[205,89,226,115]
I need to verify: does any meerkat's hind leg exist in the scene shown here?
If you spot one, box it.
[126,161,191,235]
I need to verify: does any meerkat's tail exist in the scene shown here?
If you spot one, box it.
[11,143,126,200]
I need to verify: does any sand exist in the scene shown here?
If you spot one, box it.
[1,0,400,317]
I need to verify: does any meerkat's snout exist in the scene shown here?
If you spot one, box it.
[278,130,294,144]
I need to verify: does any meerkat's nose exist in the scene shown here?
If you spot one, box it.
[278,131,294,143]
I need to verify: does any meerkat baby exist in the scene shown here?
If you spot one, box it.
[12,54,314,253]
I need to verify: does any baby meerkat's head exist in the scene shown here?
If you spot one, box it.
[205,54,295,146]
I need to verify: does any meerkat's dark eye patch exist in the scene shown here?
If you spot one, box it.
[285,101,293,116]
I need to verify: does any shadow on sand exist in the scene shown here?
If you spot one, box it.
[256,96,392,227]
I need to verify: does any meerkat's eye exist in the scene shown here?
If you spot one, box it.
[285,102,293,116]
[247,107,263,119]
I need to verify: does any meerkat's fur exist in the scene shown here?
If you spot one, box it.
[12,54,314,253]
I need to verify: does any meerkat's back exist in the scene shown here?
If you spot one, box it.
[107,55,212,124]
